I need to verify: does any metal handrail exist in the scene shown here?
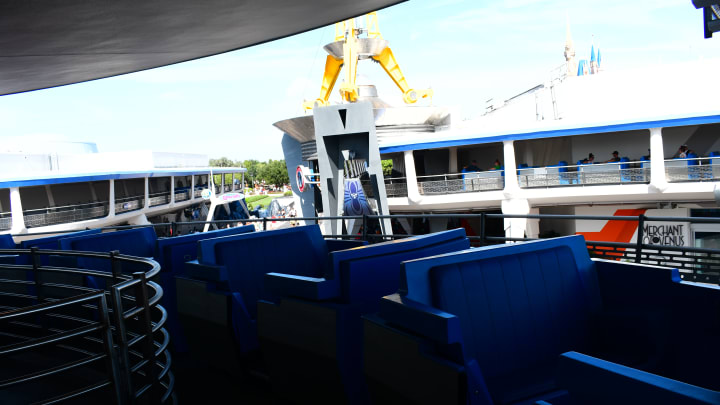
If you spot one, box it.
[0,248,172,404]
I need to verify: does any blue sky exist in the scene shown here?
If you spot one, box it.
[0,0,717,162]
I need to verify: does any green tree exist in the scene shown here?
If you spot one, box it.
[209,157,237,167]
[381,159,393,176]
[258,159,289,186]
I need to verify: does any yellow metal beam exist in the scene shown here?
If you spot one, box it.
[372,46,433,104]
[302,55,343,110]
[303,11,432,110]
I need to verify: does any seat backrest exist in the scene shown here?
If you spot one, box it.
[197,225,329,317]
[402,235,601,381]
[330,228,469,310]
[58,227,157,272]
[16,229,102,265]
[155,225,254,273]
[0,234,16,249]
[19,229,102,250]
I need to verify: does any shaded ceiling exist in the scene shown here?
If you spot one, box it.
[0,0,403,96]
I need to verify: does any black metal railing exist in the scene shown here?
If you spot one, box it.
[8,212,720,284]
[0,248,174,404]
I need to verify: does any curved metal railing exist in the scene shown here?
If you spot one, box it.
[0,248,174,404]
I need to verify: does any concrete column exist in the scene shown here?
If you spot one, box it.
[108,180,115,217]
[649,127,668,192]
[191,176,196,200]
[404,150,421,202]
[144,177,150,209]
[503,140,520,194]
[501,198,530,242]
[170,176,175,205]
[9,187,26,234]
[448,147,458,173]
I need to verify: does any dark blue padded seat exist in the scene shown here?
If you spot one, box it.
[17,229,102,265]
[258,229,470,404]
[365,235,720,404]
[0,234,17,264]
[0,234,15,249]
[154,224,255,352]
[182,225,367,354]
[57,227,157,273]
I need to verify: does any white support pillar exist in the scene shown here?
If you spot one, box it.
[191,176,196,200]
[144,178,150,210]
[170,176,175,205]
[9,187,26,234]
[448,147,458,173]
[108,180,116,217]
[501,198,531,242]
[404,150,421,202]
[649,127,668,192]
[503,140,520,194]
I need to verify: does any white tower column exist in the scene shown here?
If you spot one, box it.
[503,140,520,194]
[501,198,531,242]
[9,187,26,234]
[649,127,668,192]
[108,180,115,217]
[448,147,458,173]
[144,178,150,210]
[404,150,421,202]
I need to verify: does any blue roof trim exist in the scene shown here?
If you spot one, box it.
[379,114,720,154]
[0,168,246,189]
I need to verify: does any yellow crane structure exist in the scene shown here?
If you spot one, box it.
[302,12,433,110]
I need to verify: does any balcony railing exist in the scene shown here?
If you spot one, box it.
[23,202,109,228]
[418,171,504,195]
[0,212,11,231]
[665,157,719,182]
[149,191,171,207]
[385,177,408,197]
[115,196,144,214]
[175,190,191,202]
[518,161,649,188]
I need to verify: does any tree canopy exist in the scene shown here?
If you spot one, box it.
[208,157,289,186]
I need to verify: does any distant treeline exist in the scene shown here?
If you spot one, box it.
[209,157,289,187]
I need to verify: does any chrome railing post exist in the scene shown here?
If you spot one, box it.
[99,293,127,405]
[635,215,645,263]
[30,247,44,304]
[110,286,133,404]
[133,271,159,403]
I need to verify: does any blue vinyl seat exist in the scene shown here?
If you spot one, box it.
[154,224,255,352]
[56,227,158,273]
[17,229,102,265]
[0,234,17,264]
[258,228,470,404]
[182,224,367,355]
[364,235,720,404]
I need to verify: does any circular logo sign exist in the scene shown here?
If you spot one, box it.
[201,189,212,200]
[296,165,307,192]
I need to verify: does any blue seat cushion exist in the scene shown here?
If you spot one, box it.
[429,246,597,402]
